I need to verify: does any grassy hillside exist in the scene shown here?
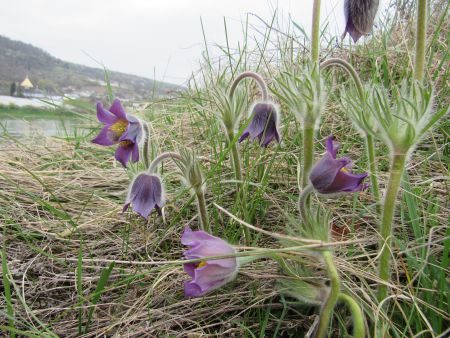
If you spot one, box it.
[0,35,180,100]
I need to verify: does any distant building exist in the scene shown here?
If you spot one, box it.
[20,75,34,89]
[19,75,34,97]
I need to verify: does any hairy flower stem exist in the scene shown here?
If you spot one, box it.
[142,122,151,169]
[320,58,381,209]
[366,135,381,212]
[227,131,243,184]
[302,125,315,189]
[299,184,314,229]
[195,190,210,233]
[311,0,322,64]
[229,71,268,102]
[414,0,427,82]
[227,130,251,242]
[377,153,407,302]
[338,293,365,338]
[315,251,340,338]
[148,152,182,174]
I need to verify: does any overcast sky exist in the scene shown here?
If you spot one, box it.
[0,0,389,85]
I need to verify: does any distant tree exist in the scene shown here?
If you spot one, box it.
[17,85,24,98]
[37,79,57,94]
[9,82,16,96]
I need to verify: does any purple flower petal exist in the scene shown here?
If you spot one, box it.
[309,136,368,194]
[181,227,238,297]
[109,99,127,120]
[184,263,196,278]
[120,120,142,143]
[184,281,204,297]
[343,16,363,43]
[326,135,340,158]
[181,227,218,246]
[325,170,368,193]
[342,0,380,43]
[96,102,118,125]
[192,264,234,292]
[92,125,115,146]
[123,174,164,218]
[239,102,280,147]
[115,143,133,167]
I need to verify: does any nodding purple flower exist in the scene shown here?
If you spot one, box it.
[182,227,238,297]
[123,173,164,218]
[92,99,142,167]
[309,136,368,194]
[342,0,380,42]
[239,102,280,147]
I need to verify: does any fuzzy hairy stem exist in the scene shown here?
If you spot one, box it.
[366,134,381,212]
[302,124,315,189]
[311,0,322,64]
[338,293,365,338]
[414,0,427,82]
[226,130,250,243]
[299,184,314,229]
[142,122,151,169]
[320,58,364,99]
[195,190,210,233]
[315,251,340,338]
[377,153,407,302]
[227,131,243,184]
[229,71,268,101]
[148,152,182,174]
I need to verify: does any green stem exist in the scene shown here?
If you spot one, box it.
[377,154,407,302]
[299,184,314,228]
[311,0,322,64]
[338,293,365,338]
[229,71,268,101]
[148,151,182,174]
[227,130,243,183]
[195,190,210,233]
[366,134,381,211]
[316,251,340,338]
[302,124,315,188]
[227,130,250,243]
[414,0,427,82]
[142,122,151,169]
[320,58,364,99]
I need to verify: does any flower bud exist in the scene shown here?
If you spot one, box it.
[343,0,380,42]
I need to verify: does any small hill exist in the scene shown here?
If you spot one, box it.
[0,35,181,100]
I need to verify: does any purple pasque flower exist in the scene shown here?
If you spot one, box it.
[239,102,280,147]
[92,98,142,167]
[182,227,238,297]
[342,0,380,42]
[309,136,368,194]
[123,173,164,218]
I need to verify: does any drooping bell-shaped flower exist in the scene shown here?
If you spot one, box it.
[309,136,368,194]
[182,227,238,297]
[123,173,164,218]
[239,102,280,147]
[92,99,143,167]
[343,0,380,42]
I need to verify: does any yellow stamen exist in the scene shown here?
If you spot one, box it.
[119,140,133,147]
[109,119,128,137]
[340,167,348,173]
[196,261,207,268]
